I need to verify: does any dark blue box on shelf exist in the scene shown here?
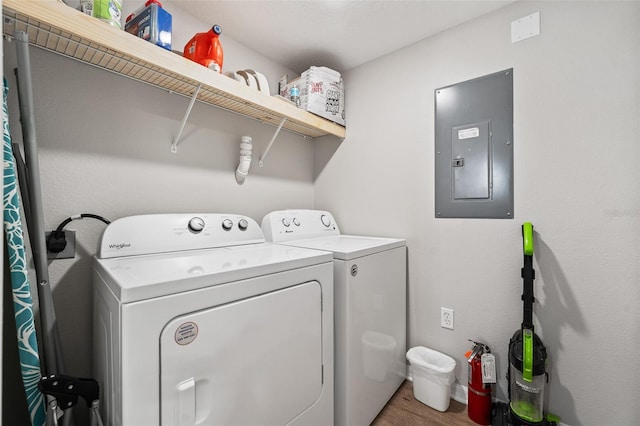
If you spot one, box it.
[125,1,172,51]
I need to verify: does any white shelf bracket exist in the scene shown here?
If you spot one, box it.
[170,84,201,153]
[258,117,287,167]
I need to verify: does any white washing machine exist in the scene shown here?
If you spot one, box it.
[92,213,334,426]
[262,210,406,426]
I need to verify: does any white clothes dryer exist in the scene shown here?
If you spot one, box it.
[93,214,334,426]
[262,210,406,426]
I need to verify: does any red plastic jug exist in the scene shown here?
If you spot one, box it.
[183,24,224,72]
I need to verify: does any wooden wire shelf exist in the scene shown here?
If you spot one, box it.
[2,0,346,140]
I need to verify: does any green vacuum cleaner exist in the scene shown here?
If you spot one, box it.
[492,223,560,426]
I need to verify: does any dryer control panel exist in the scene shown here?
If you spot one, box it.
[262,210,340,242]
[97,214,264,258]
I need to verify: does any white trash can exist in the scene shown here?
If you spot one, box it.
[406,346,456,412]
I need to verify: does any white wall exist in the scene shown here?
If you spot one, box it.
[4,1,640,425]
[314,2,640,425]
[2,4,316,419]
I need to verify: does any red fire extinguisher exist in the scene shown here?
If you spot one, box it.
[465,340,494,425]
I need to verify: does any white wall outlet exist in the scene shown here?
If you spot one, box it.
[441,307,454,330]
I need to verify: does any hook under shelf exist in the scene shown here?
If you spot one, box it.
[170,83,201,153]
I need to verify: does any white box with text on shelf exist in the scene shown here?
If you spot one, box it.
[280,66,346,127]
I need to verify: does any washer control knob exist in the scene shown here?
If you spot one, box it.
[320,214,331,227]
[222,219,233,231]
[282,218,291,227]
[188,217,205,233]
[238,218,249,231]
[292,217,301,226]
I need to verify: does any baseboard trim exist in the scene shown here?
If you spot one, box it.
[405,373,569,426]
[452,381,467,404]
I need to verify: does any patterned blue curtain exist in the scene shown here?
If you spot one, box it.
[3,77,46,426]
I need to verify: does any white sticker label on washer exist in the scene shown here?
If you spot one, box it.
[175,322,198,345]
[458,127,480,140]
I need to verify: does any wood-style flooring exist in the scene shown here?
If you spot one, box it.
[371,381,478,426]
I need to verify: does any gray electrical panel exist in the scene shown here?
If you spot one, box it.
[434,69,513,219]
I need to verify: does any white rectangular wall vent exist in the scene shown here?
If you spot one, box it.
[511,12,540,43]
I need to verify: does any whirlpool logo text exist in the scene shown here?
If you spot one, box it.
[109,243,131,250]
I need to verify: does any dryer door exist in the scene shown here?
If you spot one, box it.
[160,281,323,425]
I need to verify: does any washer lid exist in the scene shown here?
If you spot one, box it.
[93,243,332,303]
[281,235,405,260]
